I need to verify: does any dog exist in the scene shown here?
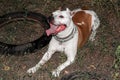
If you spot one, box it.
[27,8,100,77]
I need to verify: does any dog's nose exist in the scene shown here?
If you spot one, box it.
[48,14,54,23]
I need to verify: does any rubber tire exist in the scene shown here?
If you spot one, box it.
[0,11,51,55]
[61,71,112,80]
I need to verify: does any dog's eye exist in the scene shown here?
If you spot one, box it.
[59,15,64,18]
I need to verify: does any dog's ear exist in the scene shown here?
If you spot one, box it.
[66,8,73,18]
[66,8,71,12]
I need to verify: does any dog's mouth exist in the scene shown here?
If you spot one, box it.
[46,23,66,36]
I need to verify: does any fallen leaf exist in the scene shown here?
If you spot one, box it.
[64,70,69,74]
[2,65,10,71]
[88,64,96,70]
[22,65,27,69]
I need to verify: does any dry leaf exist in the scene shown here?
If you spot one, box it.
[3,65,10,71]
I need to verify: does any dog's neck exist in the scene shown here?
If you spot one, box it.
[54,20,77,42]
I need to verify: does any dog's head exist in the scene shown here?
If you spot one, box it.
[49,8,71,26]
[46,8,72,36]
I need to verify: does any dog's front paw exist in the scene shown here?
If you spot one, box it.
[27,67,38,74]
[52,69,60,77]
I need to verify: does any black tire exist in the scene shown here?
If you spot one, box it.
[0,11,51,55]
[61,71,112,80]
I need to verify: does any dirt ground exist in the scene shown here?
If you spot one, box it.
[0,0,120,80]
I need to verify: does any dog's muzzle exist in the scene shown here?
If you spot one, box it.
[46,16,66,36]
[46,23,66,36]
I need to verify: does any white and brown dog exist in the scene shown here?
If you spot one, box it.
[27,8,100,77]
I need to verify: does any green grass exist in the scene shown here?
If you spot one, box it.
[112,45,120,80]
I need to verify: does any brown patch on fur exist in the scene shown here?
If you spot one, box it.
[72,11,92,48]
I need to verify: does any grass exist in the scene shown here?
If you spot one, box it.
[112,45,120,80]
[114,45,120,68]
[0,20,43,44]
[0,0,120,80]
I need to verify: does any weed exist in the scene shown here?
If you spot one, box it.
[113,45,120,69]
[59,53,66,63]
[112,45,120,80]
[76,49,87,67]
[0,78,3,80]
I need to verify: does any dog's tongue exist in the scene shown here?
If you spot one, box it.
[46,23,66,36]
